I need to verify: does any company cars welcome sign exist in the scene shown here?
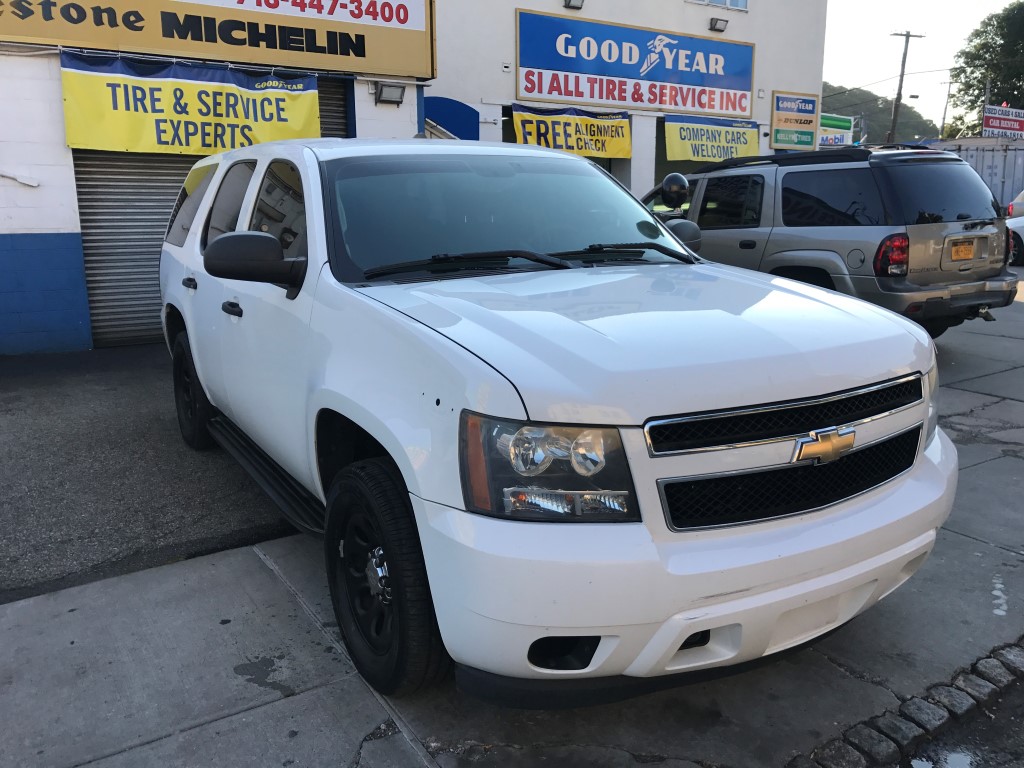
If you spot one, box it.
[517,11,754,117]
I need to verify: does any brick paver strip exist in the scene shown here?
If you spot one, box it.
[812,739,867,768]
[870,713,926,753]
[974,658,1016,688]
[954,672,999,703]
[927,685,976,717]
[844,723,899,764]
[899,697,950,732]
[993,646,1024,676]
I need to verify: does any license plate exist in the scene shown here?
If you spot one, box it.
[951,240,975,261]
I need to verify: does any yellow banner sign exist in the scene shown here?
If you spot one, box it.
[2,0,434,77]
[61,52,321,154]
[513,105,631,159]
[664,115,759,162]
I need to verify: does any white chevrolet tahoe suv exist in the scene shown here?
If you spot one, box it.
[159,139,957,704]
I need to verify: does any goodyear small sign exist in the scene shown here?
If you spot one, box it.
[665,115,758,162]
[771,91,819,151]
[517,10,754,117]
[61,52,320,154]
[513,104,631,159]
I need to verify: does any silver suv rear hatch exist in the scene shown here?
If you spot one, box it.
[874,157,1004,287]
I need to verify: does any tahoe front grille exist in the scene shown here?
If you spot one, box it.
[646,376,922,455]
[660,426,922,531]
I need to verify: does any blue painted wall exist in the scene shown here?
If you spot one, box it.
[0,233,93,355]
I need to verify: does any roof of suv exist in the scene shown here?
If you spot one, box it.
[690,147,962,175]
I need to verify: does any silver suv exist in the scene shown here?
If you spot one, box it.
[644,148,1019,338]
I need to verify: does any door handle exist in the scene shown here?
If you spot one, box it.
[182,277,198,290]
[739,240,757,250]
[221,301,243,318]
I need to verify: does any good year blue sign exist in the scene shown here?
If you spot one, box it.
[517,10,754,117]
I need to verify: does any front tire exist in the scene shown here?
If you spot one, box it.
[325,459,450,695]
[172,332,214,449]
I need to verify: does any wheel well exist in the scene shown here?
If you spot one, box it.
[316,410,390,497]
[164,304,186,352]
[770,266,836,291]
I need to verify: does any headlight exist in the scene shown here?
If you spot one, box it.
[460,412,640,522]
[925,363,939,443]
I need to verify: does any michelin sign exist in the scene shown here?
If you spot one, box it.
[517,10,754,117]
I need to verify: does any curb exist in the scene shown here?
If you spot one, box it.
[787,636,1024,768]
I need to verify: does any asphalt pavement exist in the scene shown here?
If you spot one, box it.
[2,279,1024,767]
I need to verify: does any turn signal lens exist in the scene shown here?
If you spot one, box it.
[874,234,910,277]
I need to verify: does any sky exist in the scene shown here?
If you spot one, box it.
[822,0,1016,134]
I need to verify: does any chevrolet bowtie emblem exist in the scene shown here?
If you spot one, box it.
[793,427,856,464]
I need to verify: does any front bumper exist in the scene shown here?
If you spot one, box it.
[851,272,1018,321]
[414,428,957,683]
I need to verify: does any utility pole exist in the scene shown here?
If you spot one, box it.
[940,81,952,139]
[886,30,925,143]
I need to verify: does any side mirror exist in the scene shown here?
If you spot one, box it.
[668,219,701,253]
[661,173,689,210]
[204,231,306,287]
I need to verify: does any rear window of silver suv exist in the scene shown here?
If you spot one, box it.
[879,162,1000,225]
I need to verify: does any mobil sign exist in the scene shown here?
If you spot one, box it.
[517,10,754,117]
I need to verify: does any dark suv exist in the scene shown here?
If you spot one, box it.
[644,148,1019,338]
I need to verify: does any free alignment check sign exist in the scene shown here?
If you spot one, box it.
[0,0,434,77]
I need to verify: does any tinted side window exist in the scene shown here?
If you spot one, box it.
[166,164,216,247]
[782,169,886,227]
[249,161,307,260]
[202,162,257,251]
[697,175,764,229]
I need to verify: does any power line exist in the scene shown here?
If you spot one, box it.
[823,67,951,100]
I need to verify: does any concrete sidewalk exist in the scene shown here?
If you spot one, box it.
[3,287,1024,767]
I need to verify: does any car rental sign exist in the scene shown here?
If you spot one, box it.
[983,105,1024,140]
[0,0,434,77]
[517,10,754,117]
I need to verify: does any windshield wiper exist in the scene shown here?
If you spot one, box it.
[961,218,996,230]
[550,242,695,264]
[362,250,576,279]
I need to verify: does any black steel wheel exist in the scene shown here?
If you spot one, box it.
[172,332,214,449]
[325,459,450,695]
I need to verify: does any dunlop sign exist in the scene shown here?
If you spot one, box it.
[517,10,754,117]
[512,104,630,158]
[1,0,434,77]
[61,52,321,154]
[771,91,819,151]
[664,114,758,162]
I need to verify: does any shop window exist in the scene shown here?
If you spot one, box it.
[781,169,885,227]
[166,163,217,247]
[250,161,307,261]
[697,175,764,229]
[202,161,257,251]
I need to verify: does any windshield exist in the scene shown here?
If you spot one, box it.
[322,153,684,279]
[880,162,1000,225]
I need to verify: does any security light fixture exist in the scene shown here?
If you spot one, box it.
[563,0,584,9]
[374,82,406,106]
[709,17,728,32]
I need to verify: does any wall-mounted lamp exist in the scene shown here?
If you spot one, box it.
[563,0,584,9]
[709,17,728,33]
[374,82,406,106]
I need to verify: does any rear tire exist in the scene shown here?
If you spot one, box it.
[325,459,450,696]
[172,332,214,449]
[920,321,949,340]
[1011,232,1024,267]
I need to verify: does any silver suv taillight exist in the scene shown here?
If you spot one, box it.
[874,234,910,277]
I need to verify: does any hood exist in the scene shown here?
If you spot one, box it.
[357,264,933,425]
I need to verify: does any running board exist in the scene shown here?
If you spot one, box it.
[207,416,326,535]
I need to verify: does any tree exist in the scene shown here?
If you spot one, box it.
[820,83,938,143]
[951,0,1024,134]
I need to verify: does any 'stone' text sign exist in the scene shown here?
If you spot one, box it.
[61,52,321,155]
[517,10,754,117]
[2,0,434,77]
[512,104,631,158]
[664,115,758,161]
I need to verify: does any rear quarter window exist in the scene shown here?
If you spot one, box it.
[879,162,999,225]
[781,168,886,227]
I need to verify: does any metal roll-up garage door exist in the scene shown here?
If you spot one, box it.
[319,77,350,138]
[74,151,195,346]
